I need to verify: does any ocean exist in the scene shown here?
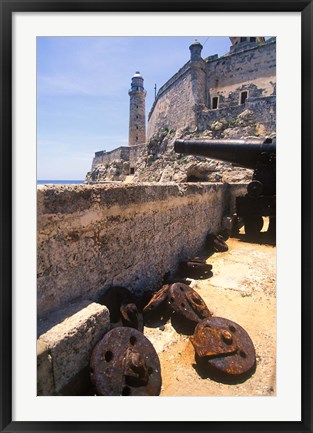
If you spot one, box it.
[37,180,84,185]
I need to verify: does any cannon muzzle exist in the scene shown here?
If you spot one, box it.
[174,137,276,169]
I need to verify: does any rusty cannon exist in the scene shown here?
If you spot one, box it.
[174,137,276,237]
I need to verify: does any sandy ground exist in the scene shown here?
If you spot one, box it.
[144,231,276,397]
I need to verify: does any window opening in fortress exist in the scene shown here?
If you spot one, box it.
[240,91,248,105]
[250,37,256,42]
[130,167,135,175]
[212,96,219,109]
[240,37,247,42]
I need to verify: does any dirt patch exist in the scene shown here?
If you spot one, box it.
[144,236,276,396]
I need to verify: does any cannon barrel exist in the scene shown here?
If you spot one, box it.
[174,137,276,169]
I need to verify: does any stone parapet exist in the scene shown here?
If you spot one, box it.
[37,183,246,319]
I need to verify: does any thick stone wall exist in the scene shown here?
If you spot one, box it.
[197,95,276,134]
[92,148,129,170]
[147,40,276,139]
[147,64,196,139]
[37,183,246,319]
[245,95,276,131]
[207,40,276,108]
[91,145,144,171]
[128,144,144,167]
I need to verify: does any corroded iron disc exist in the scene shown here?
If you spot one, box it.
[168,283,212,324]
[90,327,161,396]
[206,234,228,253]
[120,303,144,332]
[191,317,256,377]
[177,259,213,279]
[143,284,170,316]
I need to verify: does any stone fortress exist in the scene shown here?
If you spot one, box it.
[86,36,276,183]
[38,36,277,396]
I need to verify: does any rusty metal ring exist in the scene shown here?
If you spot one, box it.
[168,283,212,324]
[90,327,162,396]
[143,284,170,315]
[191,317,256,378]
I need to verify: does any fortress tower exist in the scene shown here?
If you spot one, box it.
[128,71,146,146]
[229,37,265,53]
[147,37,275,139]
[189,39,203,61]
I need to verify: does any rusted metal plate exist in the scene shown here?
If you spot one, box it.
[191,317,256,377]
[90,327,162,396]
[168,283,212,324]
[190,320,237,357]
[206,234,228,253]
[177,259,213,279]
[213,235,228,252]
[143,284,170,316]
[120,303,144,332]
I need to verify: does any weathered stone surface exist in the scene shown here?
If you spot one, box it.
[129,128,254,184]
[38,301,110,393]
[147,63,197,138]
[129,84,146,146]
[86,104,276,184]
[86,145,144,183]
[37,339,54,396]
[37,183,246,318]
[147,39,276,139]
[86,39,275,185]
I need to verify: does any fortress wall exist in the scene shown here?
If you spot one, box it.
[37,183,246,319]
[91,145,144,171]
[147,68,196,139]
[207,41,276,108]
[91,147,130,170]
[245,95,276,132]
[197,95,276,133]
[129,144,145,167]
[147,41,276,139]
[91,151,106,169]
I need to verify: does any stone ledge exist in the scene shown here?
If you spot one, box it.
[37,300,110,394]
[37,339,54,396]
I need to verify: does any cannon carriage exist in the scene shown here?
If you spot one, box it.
[174,137,276,237]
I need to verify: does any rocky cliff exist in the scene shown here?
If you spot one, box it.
[85,109,276,184]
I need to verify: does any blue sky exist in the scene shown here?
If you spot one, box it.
[37,36,233,180]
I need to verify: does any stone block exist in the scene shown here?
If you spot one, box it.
[38,300,110,393]
[37,339,54,396]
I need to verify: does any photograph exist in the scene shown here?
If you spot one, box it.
[37,35,277,397]
[1,3,312,432]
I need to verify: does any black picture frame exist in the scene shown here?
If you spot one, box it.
[1,1,312,432]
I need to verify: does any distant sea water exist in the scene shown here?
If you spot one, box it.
[37,180,84,185]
